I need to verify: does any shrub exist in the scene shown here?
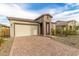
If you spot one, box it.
[51,28,54,35]
[51,28,56,35]
[66,30,77,35]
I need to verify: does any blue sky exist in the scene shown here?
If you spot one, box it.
[17,3,79,13]
[19,3,66,11]
[0,3,79,26]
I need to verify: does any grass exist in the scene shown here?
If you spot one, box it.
[52,35,79,49]
[0,37,13,56]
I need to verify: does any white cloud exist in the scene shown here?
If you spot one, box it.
[64,3,79,8]
[39,6,66,15]
[38,7,56,15]
[51,3,79,22]
[69,3,79,7]
[64,13,79,21]
[54,9,79,18]
[0,3,79,26]
[53,8,79,22]
[0,4,41,26]
[0,4,40,19]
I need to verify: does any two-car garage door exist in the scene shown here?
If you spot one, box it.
[15,24,38,37]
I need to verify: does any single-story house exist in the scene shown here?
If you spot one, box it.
[51,20,76,35]
[4,14,77,38]
[8,14,52,38]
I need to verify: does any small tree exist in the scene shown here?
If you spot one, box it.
[51,28,56,35]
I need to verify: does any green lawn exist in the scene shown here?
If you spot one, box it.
[0,38,13,56]
[52,35,79,49]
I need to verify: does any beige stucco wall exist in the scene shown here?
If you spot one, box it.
[44,15,51,22]
[10,20,38,25]
[67,21,76,31]
[36,15,51,23]
[10,23,15,38]
[52,24,56,30]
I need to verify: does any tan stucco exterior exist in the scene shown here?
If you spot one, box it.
[35,14,52,36]
[67,20,76,31]
[8,14,52,38]
[9,19,39,37]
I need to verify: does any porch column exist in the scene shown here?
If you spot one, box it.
[49,22,51,36]
[43,21,46,36]
[38,24,40,35]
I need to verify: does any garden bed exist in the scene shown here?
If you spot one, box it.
[0,38,13,56]
[52,35,79,49]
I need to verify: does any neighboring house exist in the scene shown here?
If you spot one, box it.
[52,20,76,35]
[67,20,76,31]
[0,24,10,37]
[8,14,52,38]
[75,22,79,34]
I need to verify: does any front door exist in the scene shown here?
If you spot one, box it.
[40,23,43,35]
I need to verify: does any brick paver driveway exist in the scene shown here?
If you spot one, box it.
[10,36,79,56]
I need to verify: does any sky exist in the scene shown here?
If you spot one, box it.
[0,3,79,26]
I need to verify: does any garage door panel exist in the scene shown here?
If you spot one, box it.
[15,24,38,37]
[31,26,38,35]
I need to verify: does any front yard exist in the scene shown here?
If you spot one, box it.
[0,38,13,56]
[1,35,79,55]
[52,35,79,49]
[10,36,79,56]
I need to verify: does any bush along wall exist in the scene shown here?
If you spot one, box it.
[0,37,4,47]
[0,25,4,47]
[66,30,77,35]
